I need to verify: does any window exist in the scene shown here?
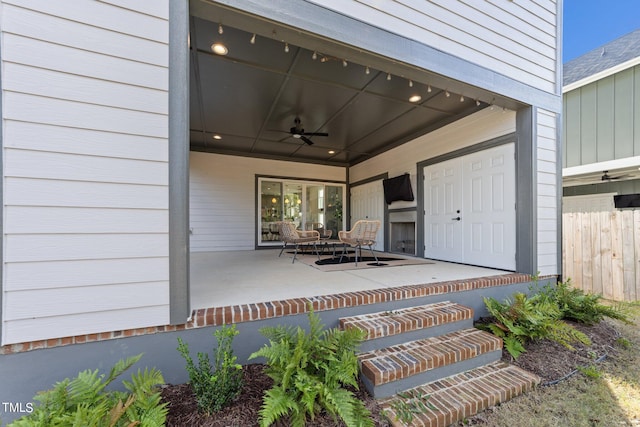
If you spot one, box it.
[258,178,345,246]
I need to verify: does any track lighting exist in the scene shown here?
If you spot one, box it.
[365,66,370,74]
[218,23,223,34]
[445,90,450,97]
[250,33,256,44]
[387,73,392,81]
[409,79,413,87]
[427,85,432,93]
[211,43,228,55]
[476,99,481,106]
[342,59,348,67]
[460,95,465,102]
[312,51,317,60]
[284,42,289,53]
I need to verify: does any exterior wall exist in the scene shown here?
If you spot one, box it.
[349,108,517,186]
[536,108,559,276]
[563,64,640,168]
[306,0,558,94]
[189,152,345,251]
[1,0,170,344]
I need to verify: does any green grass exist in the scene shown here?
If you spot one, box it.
[466,301,640,427]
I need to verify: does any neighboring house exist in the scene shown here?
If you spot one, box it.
[562,29,640,300]
[0,0,561,420]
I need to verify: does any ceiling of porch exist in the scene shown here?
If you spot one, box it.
[188,13,489,167]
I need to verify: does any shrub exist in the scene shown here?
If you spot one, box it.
[249,307,373,427]
[177,324,243,415]
[9,354,167,427]
[480,292,591,359]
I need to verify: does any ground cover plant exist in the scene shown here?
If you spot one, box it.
[9,354,167,427]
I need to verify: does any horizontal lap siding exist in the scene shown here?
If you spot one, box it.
[1,0,170,344]
[308,0,557,93]
[190,153,345,252]
[537,109,559,275]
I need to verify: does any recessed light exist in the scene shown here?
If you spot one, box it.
[409,94,422,103]
[211,43,228,55]
[328,150,336,154]
[212,134,222,140]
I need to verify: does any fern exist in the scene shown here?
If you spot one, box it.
[480,292,592,359]
[250,306,373,427]
[8,354,167,427]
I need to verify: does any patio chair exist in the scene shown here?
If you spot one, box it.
[276,221,321,263]
[304,222,333,239]
[338,220,381,266]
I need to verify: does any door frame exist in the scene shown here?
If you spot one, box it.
[349,173,388,252]
[417,134,517,261]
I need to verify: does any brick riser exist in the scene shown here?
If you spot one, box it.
[341,301,474,352]
[358,328,502,398]
[380,362,541,427]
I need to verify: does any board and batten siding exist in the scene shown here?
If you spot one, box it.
[306,0,558,94]
[536,108,559,276]
[563,64,640,168]
[1,0,170,345]
[190,152,346,252]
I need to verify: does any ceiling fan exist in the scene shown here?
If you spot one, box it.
[601,170,628,181]
[287,117,328,145]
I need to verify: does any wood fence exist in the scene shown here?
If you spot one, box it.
[562,210,640,301]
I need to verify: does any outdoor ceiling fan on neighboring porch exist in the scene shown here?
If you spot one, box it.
[287,117,328,145]
[601,170,628,181]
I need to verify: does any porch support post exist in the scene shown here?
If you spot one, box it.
[515,106,538,275]
[169,0,191,323]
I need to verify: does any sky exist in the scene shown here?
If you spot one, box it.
[563,0,640,63]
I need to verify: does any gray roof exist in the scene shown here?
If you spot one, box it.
[564,28,640,86]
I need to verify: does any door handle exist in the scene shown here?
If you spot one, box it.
[451,216,461,221]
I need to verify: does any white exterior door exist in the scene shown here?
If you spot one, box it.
[424,157,464,262]
[424,143,516,270]
[350,180,385,251]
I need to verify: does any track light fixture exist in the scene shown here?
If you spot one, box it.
[250,33,256,44]
[460,95,465,102]
[387,73,392,81]
[312,51,317,60]
[409,79,413,87]
[284,42,289,53]
[342,59,348,67]
[427,85,432,93]
[476,99,481,106]
[365,66,370,74]
[218,23,223,34]
[445,90,450,97]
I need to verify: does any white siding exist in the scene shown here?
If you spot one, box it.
[536,109,559,275]
[190,153,345,252]
[1,0,170,344]
[349,108,517,186]
[308,0,558,93]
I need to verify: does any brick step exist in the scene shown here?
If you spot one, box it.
[380,362,541,427]
[358,328,502,398]
[340,301,474,352]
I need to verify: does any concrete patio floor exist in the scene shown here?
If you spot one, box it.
[190,249,509,309]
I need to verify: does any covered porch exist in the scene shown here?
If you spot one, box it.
[190,249,514,310]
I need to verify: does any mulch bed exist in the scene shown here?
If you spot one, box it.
[161,320,621,426]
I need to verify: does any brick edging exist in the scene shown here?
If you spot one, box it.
[1,273,537,355]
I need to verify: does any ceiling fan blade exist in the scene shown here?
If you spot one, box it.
[300,135,314,145]
[303,132,329,137]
